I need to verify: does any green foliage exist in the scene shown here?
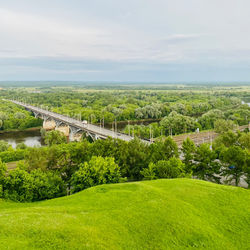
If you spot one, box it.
[198,109,224,130]
[125,138,150,180]
[214,130,250,150]
[220,146,248,186]
[25,147,48,171]
[140,162,157,180]
[0,159,7,197]
[0,140,10,152]
[150,137,179,163]
[16,142,27,150]
[160,111,198,135]
[155,158,186,178]
[44,130,67,146]
[141,157,186,180]
[214,119,238,134]
[29,170,66,201]
[0,149,26,162]
[2,168,66,202]
[193,144,221,183]
[3,168,34,202]
[182,137,196,174]
[70,156,121,193]
[0,101,42,131]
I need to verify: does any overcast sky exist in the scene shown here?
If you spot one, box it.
[1,0,250,82]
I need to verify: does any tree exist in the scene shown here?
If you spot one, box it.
[198,109,224,130]
[155,158,186,178]
[214,119,238,134]
[30,170,66,201]
[3,168,34,202]
[0,140,10,152]
[2,167,66,202]
[40,128,46,139]
[70,156,121,194]
[220,146,248,186]
[14,112,26,119]
[182,138,196,174]
[238,132,250,150]
[16,142,27,150]
[44,130,67,146]
[140,158,186,180]
[25,147,48,171]
[193,143,221,183]
[160,111,198,135]
[213,130,239,148]
[140,162,157,180]
[46,144,75,183]
[0,159,6,197]
[125,138,150,180]
[243,151,250,187]
[150,137,179,163]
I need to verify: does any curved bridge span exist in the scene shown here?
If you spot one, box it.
[10,100,148,143]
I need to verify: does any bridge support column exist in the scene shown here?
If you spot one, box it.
[69,126,83,141]
[43,119,56,130]
[55,125,70,137]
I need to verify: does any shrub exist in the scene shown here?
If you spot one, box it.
[44,130,67,146]
[155,158,186,178]
[70,156,121,194]
[2,168,66,202]
[141,157,186,180]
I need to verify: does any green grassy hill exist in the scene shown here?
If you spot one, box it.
[0,179,249,249]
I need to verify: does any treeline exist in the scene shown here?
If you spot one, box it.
[0,129,249,202]
[1,88,247,124]
[124,105,249,139]
[0,102,42,131]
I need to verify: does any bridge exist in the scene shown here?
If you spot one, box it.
[7,100,249,146]
[9,100,149,143]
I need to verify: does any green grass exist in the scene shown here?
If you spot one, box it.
[0,179,249,249]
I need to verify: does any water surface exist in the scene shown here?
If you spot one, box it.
[0,130,44,148]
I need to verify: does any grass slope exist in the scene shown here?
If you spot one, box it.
[0,179,249,250]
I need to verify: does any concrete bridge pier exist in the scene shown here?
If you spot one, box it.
[69,125,83,141]
[43,117,56,131]
[55,125,70,137]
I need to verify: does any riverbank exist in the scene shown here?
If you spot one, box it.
[0,126,41,134]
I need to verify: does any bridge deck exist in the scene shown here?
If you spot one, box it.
[10,100,149,143]
[8,100,249,146]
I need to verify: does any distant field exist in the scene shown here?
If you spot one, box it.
[0,179,249,249]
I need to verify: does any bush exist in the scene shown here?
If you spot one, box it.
[16,142,27,150]
[141,157,186,180]
[70,156,121,194]
[0,149,26,162]
[155,158,186,178]
[44,130,67,146]
[3,168,34,202]
[30,170,66,201]
[2,168,66,202]
[214,119,238,134]
[0,140,10,152]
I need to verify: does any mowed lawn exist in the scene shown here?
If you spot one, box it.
[0,179,249,249]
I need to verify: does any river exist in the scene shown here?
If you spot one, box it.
[0,130,44,148]
[0,119,158,148]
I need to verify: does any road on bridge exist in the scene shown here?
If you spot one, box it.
[9,100,149,143]
[7,100,249,146]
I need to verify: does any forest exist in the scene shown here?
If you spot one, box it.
[0,84,249,139]
[0,84,249,202]
[0,128,249,202]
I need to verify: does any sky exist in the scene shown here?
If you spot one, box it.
[1,0,250,82]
